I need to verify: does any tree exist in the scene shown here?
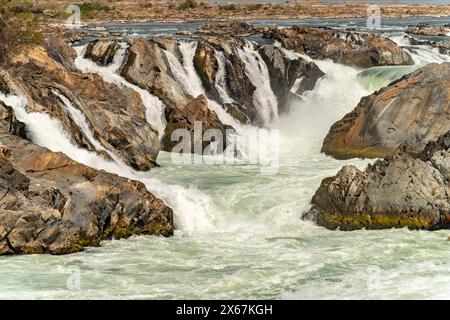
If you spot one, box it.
[0,0,43,67]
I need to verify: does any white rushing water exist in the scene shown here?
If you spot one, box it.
[73,44,167,140]
[236,41,279,125]
[1,30,450,299]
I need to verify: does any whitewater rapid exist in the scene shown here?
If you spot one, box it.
[1,31,450,299]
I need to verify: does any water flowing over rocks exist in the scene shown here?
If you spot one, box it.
[0,103,174,255]
[404,35,450,56]
[322,63,450,160]
[115,24,325,128]
[305,130,450,231]
[263,25,413,68]
[258,44,325,114]
[4,39,160,171]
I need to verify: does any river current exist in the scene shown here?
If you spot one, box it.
[1,18,450,299]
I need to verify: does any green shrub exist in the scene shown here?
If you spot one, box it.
[0,0,44,66]
[79,1,112,19]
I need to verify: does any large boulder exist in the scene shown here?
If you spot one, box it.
[120,37,192,110]
[84,39,120,66]
[6,43,160,171]
[0,105,174,255]
[193,41,219,96]
[304,155,449,231]
[162,94,230,153]
[305,130,450,231]
[263,25,413,68]
[322,63,450,160]
[258,44,324,114]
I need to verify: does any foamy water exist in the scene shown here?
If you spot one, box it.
[0,23,449,299]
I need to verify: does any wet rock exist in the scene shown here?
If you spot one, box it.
[406,23,450,37]
[6,41,160,171]
[162,94,230,153]
[304,155,450,231]
[84,39,120,66]
[0,101,27,139]
[0,132,174,255]
[263,25,413,68]
[322,63,450,159]
[258,44,324,114]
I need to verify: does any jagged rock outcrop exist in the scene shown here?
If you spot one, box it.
[258,44,325,114]
[263,25,413,68]
[120,37,229,153]
[84,39,120,66]
[194,41,219,97]
[162,94,230,153]
[304,156,449,231]
[120,37,191,110]
[0,104,174,255]
[0,101,27,139]
[305,129,450,231]
[5,42,160,171]
[404,35,450,55]
[406,22,450,37]
[322,63,450,160]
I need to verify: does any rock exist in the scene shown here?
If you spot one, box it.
[120,37,232,152]
[5,41,160,171]
[43,36,78,71]
[84,39,120,66]
[121,37,192,111]
[322,63,450,160]
[405,35,450,56]
[162,94,230,153]
[258,44,324,114]
[0,132,174,255]
[0,101,27,139]
[263,25,413,68]
[196,21,260,37]
[194,41,219,96]
[406,23,450,37]
[304,154,450,231]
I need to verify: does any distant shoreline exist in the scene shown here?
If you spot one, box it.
[39,2,450,25]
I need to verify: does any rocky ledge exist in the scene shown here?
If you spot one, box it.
[0,102,174,255]
[304,130,450,231]
[322,63,450,160]
[263,25,413,68]
[406,23,450,37]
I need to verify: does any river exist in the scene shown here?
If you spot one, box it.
[1,18,450,299]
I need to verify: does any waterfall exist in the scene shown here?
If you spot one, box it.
[73,44,167,140]
[236,41,279,125]
[164,40,247,131]
[0,91,217,232]
[214,50,234,104]
[273,58,372,159]
[52,90,108,153]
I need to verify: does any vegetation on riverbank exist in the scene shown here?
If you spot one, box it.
[0,0,43,66]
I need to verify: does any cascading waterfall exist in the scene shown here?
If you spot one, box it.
[3,21,450,300]
[73,44,167,140]
[214,50,235,104]
[236,41,279,125]
[0,90,217,233]
[164,40,244,133]
[53,90,108,153]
